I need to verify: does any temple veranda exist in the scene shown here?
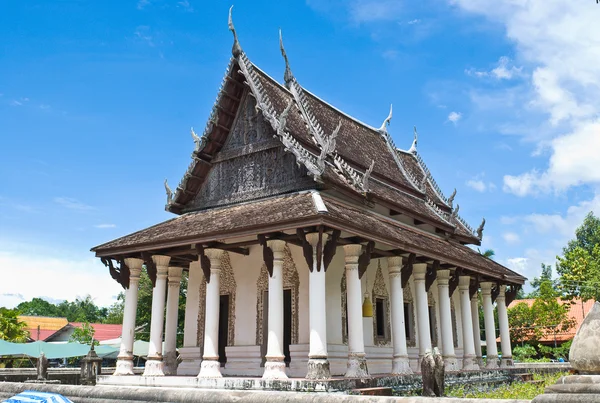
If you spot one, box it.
[91,8,526,382]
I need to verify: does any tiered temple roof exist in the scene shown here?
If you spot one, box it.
[92,9,525,287]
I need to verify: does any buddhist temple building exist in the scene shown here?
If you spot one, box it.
[91,9,526,381]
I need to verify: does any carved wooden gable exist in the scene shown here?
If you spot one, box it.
[185,91,314,211]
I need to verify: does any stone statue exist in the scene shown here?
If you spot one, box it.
[421,349,436,397]
[433,347,445,397]
[37,352,48,381]
[421,348,445,397]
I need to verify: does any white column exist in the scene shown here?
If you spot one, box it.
[113,258,143,376]
[497,285,513,367]
[198,248,224,378]
[143,255,170,376]
[388,256,412,375]
[343,244,369,378]
[437,270,458,370]
[178,260,202,375]
[458,276,479,370]
[471,295,483,367]
[413,263,431,362]
[163,266,183,375]
[481,281,499,369]
[305,232,330,380]
[263,240,288,379]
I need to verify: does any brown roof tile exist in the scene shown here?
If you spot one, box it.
[92,193,319,254]
[322,197,525,284]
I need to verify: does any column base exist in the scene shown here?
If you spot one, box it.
[198,359,222,378]
[142,357,165,376]
[486,356,499,369]
[443,356,459,371]
[391,356,413,375]
[500,357,514,368]
[163,350,178,375]
[476,356,485,368]
[306,358,330,380]
[177,346,202,376]
[345,353,369,378]
[262,358,288,380]
[461,356,480,371]
[113,355,134,376]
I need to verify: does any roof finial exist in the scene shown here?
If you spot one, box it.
[448,188,457,208]
[228,6,242,58]
[164,179,173,205]
[476,217,486,240]
[451,204,460,220]
[378,104,393,133]
[408,126,418,153]
[279,29,294,89]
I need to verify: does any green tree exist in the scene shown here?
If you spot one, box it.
[69,322,98,346]
[16,298,59,317]
[528,263,558,298]
[0,308,30,342]
[556,212,600,301]
[103,295,124,325]
[478,248,495,259]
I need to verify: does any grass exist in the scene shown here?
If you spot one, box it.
[446,372,567,400]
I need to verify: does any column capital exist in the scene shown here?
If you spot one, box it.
[343,244,362,265]
[152,254,171,268]
[480,281,494,295]
[458,275,472,290]
[413,263,427,280]
[387,256,403,275]
[436,269,451,285]
[124,258,144,279]
[306,232,329,248]
[168,267,183,285]
[204,248,225,269]
[496,284,507,301]
[267,239,286,253]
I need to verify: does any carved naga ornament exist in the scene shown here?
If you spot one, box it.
[447,188,457,209]
[408,126,418,154]
[476,217,486,240]
[164,179,173,205]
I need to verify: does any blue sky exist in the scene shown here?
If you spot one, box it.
[1,1,599,308]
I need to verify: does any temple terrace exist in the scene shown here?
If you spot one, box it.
[91,8,526,382]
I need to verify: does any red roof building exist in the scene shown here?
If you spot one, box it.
[17,316,122,342]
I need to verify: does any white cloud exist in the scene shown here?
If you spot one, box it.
[177,0,193,12]
[94,224,116,229]
[10,100,22,106]
[506,257,528,275]
[503,120,600,196]
[349,0,403,23]
[137,0,150,10]
[407,19,421,25]
[466,179,486,192]
[0,246,122,309]
[466,173,496,192]
[54,197,94,211]
[447,111,462,124]
[503,232,520,244]
[466,56,523,80]
[452,0,600,197]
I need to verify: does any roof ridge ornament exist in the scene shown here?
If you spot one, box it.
[279,29,294,89]
[451,204,459,220]
[378,104,393,133]
[447,188,457,208]
[164,179,173,205]
[191,127,207,152]
[228,5,242,58]
[408,126,418,154]
[476,218,485,240]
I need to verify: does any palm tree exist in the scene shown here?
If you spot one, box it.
[478,248,495,260]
